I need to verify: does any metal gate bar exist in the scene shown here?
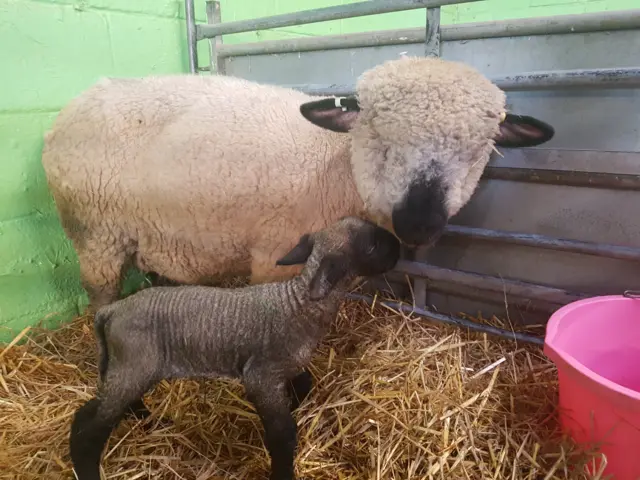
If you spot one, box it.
[403,279,563,313]
[214,9,640,58]
[443,225,640,261]
[347,293,545,345]
[282,67,640,94]
[185,0,198,74]
[413,5,442,308]
[196,0,482,39]
[205,1,224,75]
[396,261,587,305]
[483,167,640,191]
[187,0,480,74]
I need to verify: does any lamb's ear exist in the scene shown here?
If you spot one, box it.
[299,97,360,133]
[494,114,555,148]
[309,256,348,301]
[276,234,314,266]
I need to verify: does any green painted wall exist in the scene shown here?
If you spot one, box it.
[0,0,636,342]
[0,0,209,341]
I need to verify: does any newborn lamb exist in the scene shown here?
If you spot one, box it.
[69,216,401,480]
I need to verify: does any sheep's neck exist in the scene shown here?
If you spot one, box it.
[312,138,368,222]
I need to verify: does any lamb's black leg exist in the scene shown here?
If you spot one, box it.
[69,398,125,480]
[72,360,157,479]
[244,365,298,480]
[287,369,313,412]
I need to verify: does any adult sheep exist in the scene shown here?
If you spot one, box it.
[42,56,554,310]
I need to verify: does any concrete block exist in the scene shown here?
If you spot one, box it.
[0,112,58,221]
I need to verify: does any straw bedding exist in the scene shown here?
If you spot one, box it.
[0,296,602,480]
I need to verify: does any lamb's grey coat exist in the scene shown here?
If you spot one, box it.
[69,217,401,480]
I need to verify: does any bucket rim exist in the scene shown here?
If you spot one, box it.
[545,294,640,403]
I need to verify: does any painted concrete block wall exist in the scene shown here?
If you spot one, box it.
[0,0,635,342]
[216,0,637,46]
[0,0,212,341]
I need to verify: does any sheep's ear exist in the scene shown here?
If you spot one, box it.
[494,114,555,148]
[309,256,348,301]
[276,234,314,266]
[299,97,360,133]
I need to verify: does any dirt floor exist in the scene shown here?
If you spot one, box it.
[0,298,601,479]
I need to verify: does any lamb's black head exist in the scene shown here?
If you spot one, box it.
[275,217,401,300]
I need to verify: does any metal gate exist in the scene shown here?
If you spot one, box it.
[184,0,640,343]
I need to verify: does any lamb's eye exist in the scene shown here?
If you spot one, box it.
[365,244,376,255]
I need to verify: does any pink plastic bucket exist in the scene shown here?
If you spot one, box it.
[544,295,640,479]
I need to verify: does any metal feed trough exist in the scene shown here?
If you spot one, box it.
[184,0,640,345]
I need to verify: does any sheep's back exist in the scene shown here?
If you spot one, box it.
[41,75,346,232]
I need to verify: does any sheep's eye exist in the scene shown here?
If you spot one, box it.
[365,244,376,255]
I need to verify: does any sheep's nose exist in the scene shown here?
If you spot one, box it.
[391,177,448,248]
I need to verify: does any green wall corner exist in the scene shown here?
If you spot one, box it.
[0,0,191,342]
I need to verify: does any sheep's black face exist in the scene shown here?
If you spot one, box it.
[391,175,448,247]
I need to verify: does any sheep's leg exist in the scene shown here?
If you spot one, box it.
[71,362,158,478]
[244,366,298,480]
[77,246,129,311]
[96,357,151,421]
[70,395,155,478]
[69,397,125,480]
[58,211,123,310]
[287,369,313,412]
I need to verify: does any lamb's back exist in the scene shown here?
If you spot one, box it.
[106,284,300,376]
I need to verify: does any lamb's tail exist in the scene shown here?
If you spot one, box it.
[93,306,115,380]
